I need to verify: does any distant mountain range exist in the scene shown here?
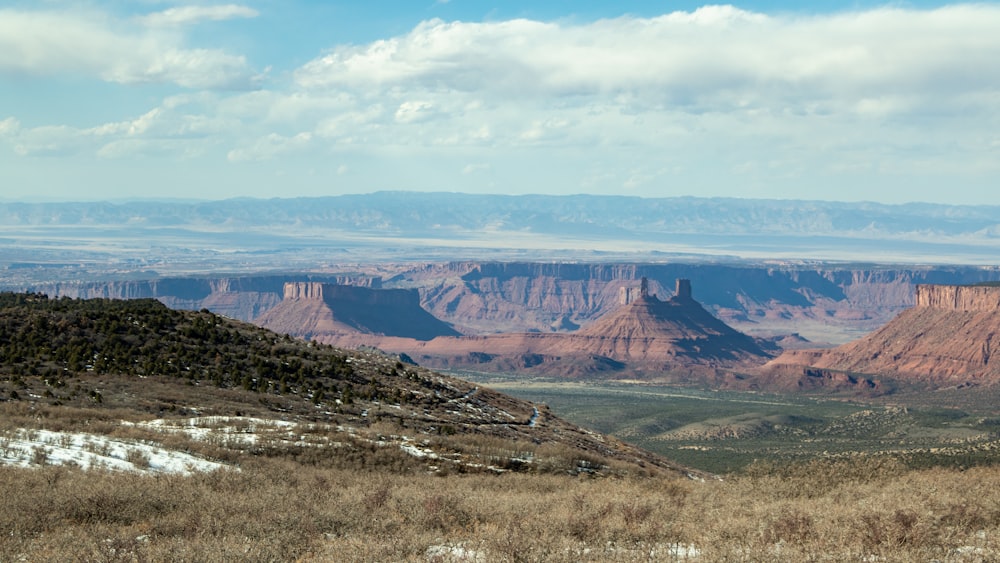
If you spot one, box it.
[3,192,998,236]
[3,192,1000,264]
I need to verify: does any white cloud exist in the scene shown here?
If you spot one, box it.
[4,4,1000,204]
[2,97,238,158]
[138,4,259,27]
[0,117,20,136]
[0,8,260,89]
[394,101,437,123]
[295,5,1000,116]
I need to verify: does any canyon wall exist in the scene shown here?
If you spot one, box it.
[761,283,1000,385]
[407,262,1000,339]
[916,284,1000,312]
[12,263,1000,341]
[283,282,422,309]
[19,274,381,321]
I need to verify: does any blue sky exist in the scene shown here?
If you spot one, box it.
[2,1,999,204]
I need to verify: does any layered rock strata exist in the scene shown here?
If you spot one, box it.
[295,279,772,378]
[255,283,460,341]
[761,284,1000,386]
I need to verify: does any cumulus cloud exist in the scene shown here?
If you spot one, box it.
[295,5,1000,115]
[0,118,20,137]
[394,101,438,123]
[137,4,259,27]
[462,163,491,174]
[5,4,1000,204]
[3,97,237,158]
[0,8,260,89]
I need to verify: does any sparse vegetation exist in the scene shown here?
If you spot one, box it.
[1,450,999,561]
[2,293,1000,560]
[469,376,1000,474]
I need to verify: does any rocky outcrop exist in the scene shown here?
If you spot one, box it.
[15,263,1000,344]
[255,283,459,341]
[20,275,381,321]
[572,279,768,362]
[915,284,1000,311]
[760,284,1000,387]
[406,262,1000,341]
[307,279,772,379]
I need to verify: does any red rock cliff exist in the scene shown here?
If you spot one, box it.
[761,284,1000,386]
[915,284,1000,312]
[257,283,459,341]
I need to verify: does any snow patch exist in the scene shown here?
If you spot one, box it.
[0,429,228,475]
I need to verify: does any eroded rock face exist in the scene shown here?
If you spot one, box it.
[915,284,1000,311]
[256,283,460,341]
[304,279,773,379]
[760,284,1000,386]
[16,263,1000,344]
[21,275,381,321]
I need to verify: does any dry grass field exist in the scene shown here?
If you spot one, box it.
[2,399,999,562]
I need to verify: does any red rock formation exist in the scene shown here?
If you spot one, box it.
[306,279,772,378]
[571,278,767,362]
[255,283,459,341]
[760,283,1000,386]
[915,284,1000,311]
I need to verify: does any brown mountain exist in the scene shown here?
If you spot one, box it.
[281,279,772,378]
[255,282,460,341]
[760,284,1000,389]
[573,278,769,363]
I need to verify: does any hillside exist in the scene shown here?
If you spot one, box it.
[0,292,687,476]
[760,284,1000,388]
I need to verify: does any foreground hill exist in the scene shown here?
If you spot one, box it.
[0,292,687,476]
[760,284,1000,389]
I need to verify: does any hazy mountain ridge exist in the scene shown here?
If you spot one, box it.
[4,193,1000,239]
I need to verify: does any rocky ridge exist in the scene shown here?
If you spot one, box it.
[272,279,773,378]
[760,284,1000,387]
[14,262,1000,345]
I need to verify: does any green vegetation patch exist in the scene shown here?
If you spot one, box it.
[457,374,1000,475]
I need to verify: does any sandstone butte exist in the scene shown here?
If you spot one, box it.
[256,278,773,377]
[761,284,1000,386]
[254,282,460,341]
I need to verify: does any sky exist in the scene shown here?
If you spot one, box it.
[2,1,999,204]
